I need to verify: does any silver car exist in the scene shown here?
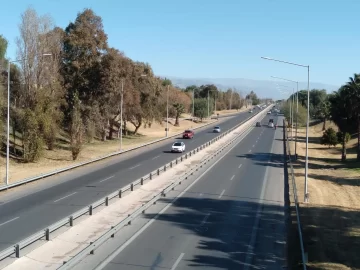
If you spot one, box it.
[213,126,221,133]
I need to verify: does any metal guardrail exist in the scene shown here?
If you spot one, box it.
[284,119,307,270]
[58,107,266,270]
[0,108,267,263]
[0,109,258,192]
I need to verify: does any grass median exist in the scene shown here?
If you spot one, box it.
[287,121,360,270]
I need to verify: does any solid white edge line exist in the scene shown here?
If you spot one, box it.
[243,119,278,270]
[93,118,261,270]
[53,192,77,203]
[230,175,235,181]
[99,175,115,183]
[218,189,225,199]
[0,217,19,227]
[170,252,185,270]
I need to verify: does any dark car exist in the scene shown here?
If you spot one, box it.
[269,119,274,123]
[183,129,194,139]
[256,122,261,127]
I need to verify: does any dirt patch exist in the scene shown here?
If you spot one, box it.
[0,118,216,184]
[286,121,360,270]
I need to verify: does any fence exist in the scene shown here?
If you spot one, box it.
[284,119,307,270]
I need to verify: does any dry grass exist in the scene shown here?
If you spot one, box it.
[287,121,360,270]
[0,117,217,184]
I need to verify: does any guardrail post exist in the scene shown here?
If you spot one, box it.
[128,214,131,225]
[164,165,166,171]
[162,189,166,197]
[157,169,160,175]
[89,205,93,215]
[185,153,188,159]
[105,197,109,206]
[150,173,152,180]
[131,183,134,191]
[181,156,183,162]
[15,244,20,258]
[111,226,115,238]
[189,152,192,157]
[118,190,122,198]
[90,242,94,254]
[176,159,178,164]
[141,177,144,185]
[69,216,74,226]
[45,228,50,241]
[170,162,173,168]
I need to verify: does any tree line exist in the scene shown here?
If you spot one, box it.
[0,8,259,163]
[282,78,360,162]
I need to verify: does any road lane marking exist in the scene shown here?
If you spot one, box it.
[200,213,210,225]
[53,192,77,203]
[129,164,141,170]
[152,155,160,160]
[248,149,252,153]
[219,190,225,199]
[252,144,255,147]
[93,132,251,270]
[244,129,276,270]
[99,175,114,183]
[171,253,185,270]
[198,193,203,197]
[230,175,235,181]
[0,217,19,227]
[238,164,242,169]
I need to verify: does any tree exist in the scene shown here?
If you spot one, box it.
[343,74,360,160]
[246,91,260,105]
[62,8,109,142]
[69,93,84,160]
[319,97,331,130]
[173,103,185,126]
[194,98,213,121]
[321,127,338,148]
[337,131,351,162]
[0,35,7,62]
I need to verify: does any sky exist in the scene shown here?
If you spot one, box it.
[1,0,358,89]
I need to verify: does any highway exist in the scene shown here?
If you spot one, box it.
[0,109,260,252]
[74,113,286,270]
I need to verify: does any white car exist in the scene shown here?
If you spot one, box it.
[171,141,185,153]
[268,122,274,128]
[213,126,221,133]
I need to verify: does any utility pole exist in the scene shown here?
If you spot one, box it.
[166,85,169,137]
[120,78,124,152]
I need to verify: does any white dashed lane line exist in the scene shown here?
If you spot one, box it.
[53,192,77,203]
[230,175,235,181]
[129,164,141,170]
[0,217,19,227]
[99,175,115,183]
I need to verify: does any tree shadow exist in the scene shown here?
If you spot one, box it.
[236,153,285,169]
[143,197,287,269]
[296,136,320,144]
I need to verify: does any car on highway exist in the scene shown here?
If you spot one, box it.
[249,110,253,113]
[269,119,274,123]
[182,129,194,139]
[268,122,274,128]
[267,111,271,114]
[256,122,261,127]
[171,141,185,153]
[213,126,221,133]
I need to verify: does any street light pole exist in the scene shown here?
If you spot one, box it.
[6,61,10,186]
[192,88,195,120]
[264,57,310,203]
[271,76,299,157]
[120,78,124,152]
[166,85,169,137]
[207,90,210,118]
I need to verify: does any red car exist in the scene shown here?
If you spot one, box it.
[183,130,194,139]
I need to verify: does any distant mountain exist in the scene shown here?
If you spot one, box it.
[162,76,340,100]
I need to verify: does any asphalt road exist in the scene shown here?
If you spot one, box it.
[84,113,286,270]
[0,109,262,252]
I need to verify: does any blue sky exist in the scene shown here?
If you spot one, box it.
[1,0,358,88]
